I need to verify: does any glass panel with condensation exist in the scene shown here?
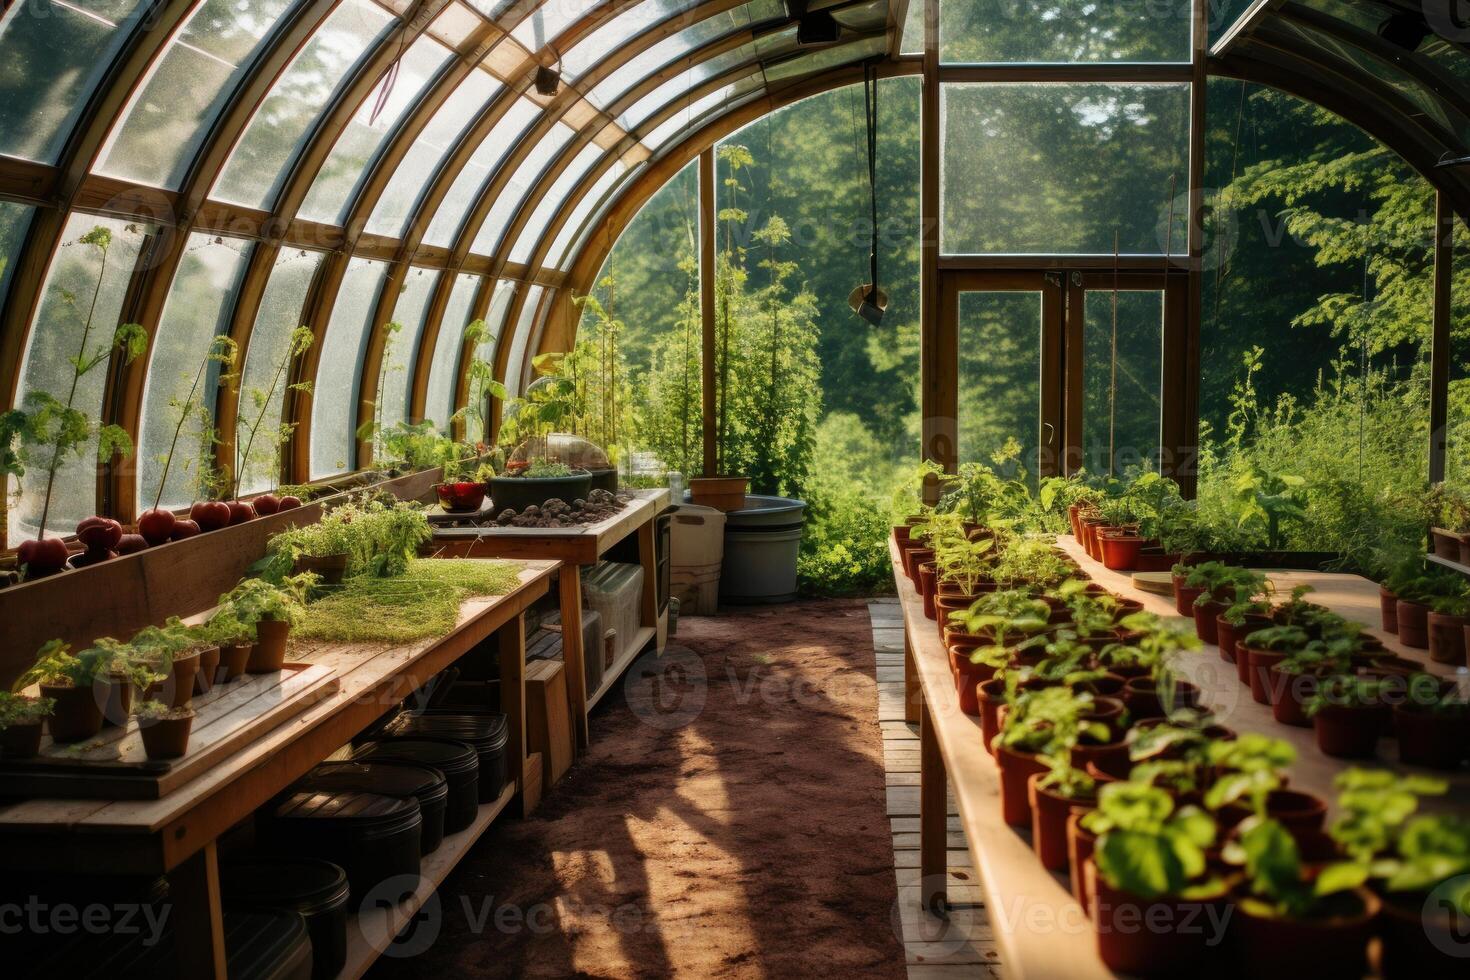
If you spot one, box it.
[940,0,1192,64]
[561,0,701,82]
[940,82,1190,254]
[298,32,454,225]
[311,257,387,476]
[375,266,440,431]
[422,96,543,248]
[503,284,545,400]
[0,0,150,162]
[467,281,516,443]
[0,202,34,311]
[545,157,629,269]
[10,215,149,540]
[470,120,576,254]
[211,0,395,211]
[511,0,608,52]
[507,142,604,264]
[236,247,325,494]
[95,0,298,189]
[958,290,1043,476]
[424,272,482,429]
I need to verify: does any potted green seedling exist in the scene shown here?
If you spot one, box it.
[0,691,54,758]
[1426,592,1470,665]
[1237,624,1309,704]
[1306,673,1390,759]
[1391,673,1469,770]
[1181,562,1243,644]
[202,608,254,682]
[135,699,194,760]
[127,616,210,708]
[1079,781,1226,974]
[10,640,127,742]
[995,686,1105,830]
[216,575,311,674]
[1117,616,1204,719]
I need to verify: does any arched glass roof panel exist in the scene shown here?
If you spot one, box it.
[236,247,325,494]
[297,32,455,225]
[422,96,544,247]
[507,142,604,262]
[10,215,149,540]
[546,158,633,268]
[366,67,505,237]
[502,283,545,398]
[511,0,607,51]
[311,256,387,476]
[425,272,482,427]
[470,119,576,254]
[138,234,252,510]
[378,266,440,429]
[562,0,702,81]
[765,34,889,84]
[1211,0,1258,48]
[641,75,762,148]
[900,0,923,55]
[0,0,151,163]
[211,0,396,210]
[0,202,34,311]
[94,0,300,189]
[939,0,1192,64]
[467,280,516,441]
[615,28,789,130]
[585,0,781,111]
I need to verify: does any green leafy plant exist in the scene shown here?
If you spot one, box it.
[134,699,192,721]
[1369,813,1470,914]
[1329,767,1448,863]
[12,639,121,690]
[520,459,575,479]
[216,575,313,630]
[1080,781,1222,899]
[262,496,431,581]
[150,334,238,510]
[0,691,54,727]
[1225,815,1367,918]
[451,319,508,445]
[1202,733,1296,815]
[234,324,312,497]
[997,685,1110,756]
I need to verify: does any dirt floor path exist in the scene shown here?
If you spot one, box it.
[370,599,906,979]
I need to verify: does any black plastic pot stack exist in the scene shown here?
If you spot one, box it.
[256,790,423,902]
[384,710,510,803]
[354,736,481,832]
[297,761,451,854]
[223,858,351,980]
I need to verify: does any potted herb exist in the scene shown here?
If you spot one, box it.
[994,685,1084,827]
[128,616,211,709]
[1182,562,1247,645]
[11,640,117,742]
[1237,625,1309,705]
[1204,734,1328,842]
[1392,673,1469,769]
[1117,617,1204,720]
[0,691,54,758]
[489,458,594,516]
[1216,583,1274,666]
[1079,781,1227,974]
[1357,809,1470,976]
[1223,814,1378,979]
[435,454,494,514]
[1390,571,1464,649]
[202,608,254,682]
[216,575,311,674]
[1426,592,1470,665]
[264,508,358,585]
[1306,673,1389,759]
[1013,688,1109,867]
[135,699,194,760]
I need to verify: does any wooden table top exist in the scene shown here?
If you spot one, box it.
[430,488,669,564]
[0,560,557,867]
[896,535,1470,980]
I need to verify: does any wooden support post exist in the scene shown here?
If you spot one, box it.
[699,147,718,478]
[169,841,226,979]
[496,613,528,812]
[1180,0,1208,497]
[637,519,659,629]
[558,566,590,750]
[919,695,946,915]
[1431,191,1452,486]
[904,630,919,725]
[918,0,947,473]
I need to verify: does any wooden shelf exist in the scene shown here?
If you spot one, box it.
[337,780,517,980]
[1426,551,1470,577]
[586,626,656,712]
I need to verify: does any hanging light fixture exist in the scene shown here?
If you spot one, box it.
[535,48,562,96]
[849,61,887,325]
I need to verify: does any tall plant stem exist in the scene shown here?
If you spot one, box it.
[153,354,215,510]
[37,240,112,539]
[234,339,297,499]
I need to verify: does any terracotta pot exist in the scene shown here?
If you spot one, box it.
[194,645,220,696]
[1072,737,1131,781]
[1394,703,1470,770]
[1431,527,1461,560]
[1243,646,1289,705]
[952,654,997,716]
[994,743,1047,827]
[42,683,103,743]
[219,642,251,681]
[1082,519,1107,561]
[1068,814,1097,911]
[934,595,974,638]
[1172,574,1205,618]
[1218,613,1272,668]
[976,679,1007,754]
[0,720,43,759]
[143,646,201,710]
[1220,789,1327,836]
[1379,585,1399,633]
[1192,598,1225,645]
[1396,599,1430,649]
[1121,676,1201,720]
[247,619,290,674]
[1088,861,1229,975]
[1229,886,1379,980]
[1427,611,1469,664]
[139,713,193,760]
[1314,702,1381,759]
[1099,533,1144,571]
[892,523,912,546]
[1269,666,1320,728]
[294,551,350,586]
[94,672,133,727]
[1029,774,1095,871]
[1377,887,1470,978]
[903,546,934,583]
[918,562,938,620]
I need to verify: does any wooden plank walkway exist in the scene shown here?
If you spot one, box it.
[869,599,1003,980]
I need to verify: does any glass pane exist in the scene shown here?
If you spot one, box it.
[211,0,394,210]
[901,0,923,55]
[425,273,481,428]
[470,120,575,254]
[941,0,1191,63]
[0,202,34,311]
[0,0,150,163]
[562,0,699,82]
[139,235,251,510]
[510,0,606,52]
[957,291,1041,475]
[95,0,296,189]
[503,284,544,399]
[467,281,515,442]
[422,96,542,248]
[507,143,603,264]
[1209,0,1254,48]
[641,77,762,150]
[298,34,453,225]
[546,158,629,269]
[366,69,503,237]
[311,257,387,475]
[10,216,148,540]
[941,83,1189,254]
[235,247,324,494]
[375,267,440,432]
[1082,289,1163,475]
[764,36,889,85]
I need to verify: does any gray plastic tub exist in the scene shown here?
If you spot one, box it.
[718,495,806,604]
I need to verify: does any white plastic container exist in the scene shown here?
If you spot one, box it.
[583,561,644,666]
[668,504,726,615]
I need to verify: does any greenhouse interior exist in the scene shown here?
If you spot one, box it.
[4,0,1470,977]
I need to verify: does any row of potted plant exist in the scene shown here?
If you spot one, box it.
[0,573,311,758]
